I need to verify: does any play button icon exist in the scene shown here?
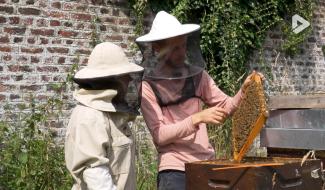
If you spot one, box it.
[292,14,310,34]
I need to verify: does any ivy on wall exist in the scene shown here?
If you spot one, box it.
[130,0,314,94]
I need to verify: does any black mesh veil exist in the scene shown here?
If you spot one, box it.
[136,30,206,106]
[73,71,143,114]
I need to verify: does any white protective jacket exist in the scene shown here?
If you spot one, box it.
[65,89,136,190]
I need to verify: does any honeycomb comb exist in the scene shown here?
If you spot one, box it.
[232,73,268,162]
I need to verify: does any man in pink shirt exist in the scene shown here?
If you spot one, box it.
[136,11,259,190]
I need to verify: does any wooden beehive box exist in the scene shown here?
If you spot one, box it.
[185,157,323,190]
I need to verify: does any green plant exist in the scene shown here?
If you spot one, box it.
[90,15,102,48]
[136,140,157,190]
[134,119,157,190]
[0,98,73,190]
[0,64,78,190]
[280,0,314,56]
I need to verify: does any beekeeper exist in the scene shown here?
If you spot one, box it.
[64,42,143,190]
[136,11,260,190]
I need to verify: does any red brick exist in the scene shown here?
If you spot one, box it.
[8,65,33,72]
[100,25,106,31]
[0,36,9,43]
[36,18,47,27]
[3,54,11,61]
[50,20,60,26]
[17,56,28,63]
[63,22,73,27]
[37,66,59,72]
[0,84,6,92]
[0,46,11,52]
[9,17,19,24]
[31,56,40,63]
[76,23,84,29]
[104,17,117,24]
[10,94,20,100]
[18,7,41,15]
[0,16,5,23]
[0,94,6,101]
[13,75,23,81]
[118,18,129,25]
[27,38,35,44]
[70,57,79,64]
[51,2,61,9]
[31,29,54,36]
[20,85,41,91]
[108,35,123,41]
[75,49,91,55]
[100,8,109,14]
[40,38,49,44]
[82,58,88,65]
[58,57,65,64]
[47,11,69,19]
[26,0,34,4]
[47,47,69,54]
[62,2,73,10]
[122,28,129,33]
[76,4,87,11]
[66,40,73,44]
[0,6,14,14]
[58,30,78,38]
[21,47,43,54]
[4,27,26,35]
[41,75,51,82]
[0,77,10,83]
[71,13,92,21]
[14,37,23,43]
[22,17,33,25]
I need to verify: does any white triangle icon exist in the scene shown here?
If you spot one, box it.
[292,14,310,34]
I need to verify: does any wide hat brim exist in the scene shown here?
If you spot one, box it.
[74,62,143,79]
[136,24,200,42]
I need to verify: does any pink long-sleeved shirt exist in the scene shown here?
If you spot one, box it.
[141,71,243,171]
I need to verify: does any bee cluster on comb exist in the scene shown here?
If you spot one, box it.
[232,74,267,162]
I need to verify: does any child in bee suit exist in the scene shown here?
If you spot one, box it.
[136,11,261,190]
[64,42,144,190]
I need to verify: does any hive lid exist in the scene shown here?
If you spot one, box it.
[232,73,268,162]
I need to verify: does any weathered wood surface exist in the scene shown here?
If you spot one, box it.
[268,95,325,109]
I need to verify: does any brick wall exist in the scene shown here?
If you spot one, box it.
[249,1,325,96]
[247,1,325,157]
[0,0,141,139]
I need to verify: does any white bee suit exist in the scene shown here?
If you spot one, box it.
[65,88,136,190]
